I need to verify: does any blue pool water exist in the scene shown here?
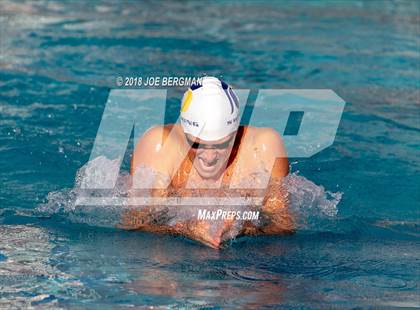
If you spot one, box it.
[1,0,419,308]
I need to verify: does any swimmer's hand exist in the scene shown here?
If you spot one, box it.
[171,218,235,249]
[117,207,234,249]
[117,207,173,230]
[258,178,295,235]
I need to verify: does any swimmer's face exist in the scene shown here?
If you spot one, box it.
[185,132,236,179]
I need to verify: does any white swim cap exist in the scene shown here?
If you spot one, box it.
[180,76,240,141]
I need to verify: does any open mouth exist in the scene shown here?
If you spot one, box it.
[198,158,219,171]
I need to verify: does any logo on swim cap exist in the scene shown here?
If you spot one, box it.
[181,89,193,112]
[220,80,240,115]
[180,77,240,141]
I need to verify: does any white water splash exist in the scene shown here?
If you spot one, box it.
[37,156,342,233]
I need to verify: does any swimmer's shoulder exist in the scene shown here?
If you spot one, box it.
[240,125,281,147]
[241,126,285,149]
[139,124,184,146]
[254,126,284,146]
[131,124,184,175]
[240,126,288,176]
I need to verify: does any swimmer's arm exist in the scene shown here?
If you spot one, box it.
[130,125,175,197]
[122,127,225,247]
[120,125,173,229]
[130,125,173,177]
[259,175,295,235]
[257,129,295,234]
[258,128,289,178]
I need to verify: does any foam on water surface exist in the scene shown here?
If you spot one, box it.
[37,156,342,240]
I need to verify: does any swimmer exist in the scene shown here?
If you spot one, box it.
[119,76,295,248]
